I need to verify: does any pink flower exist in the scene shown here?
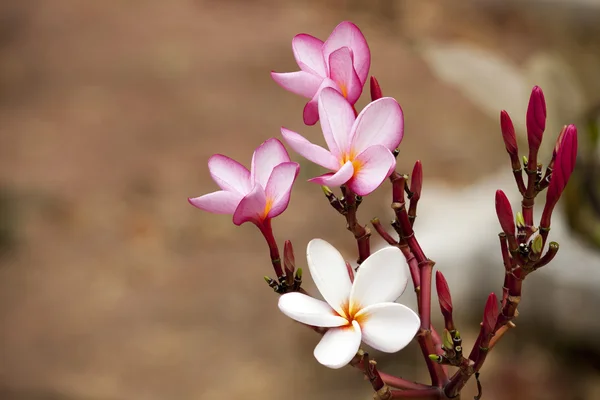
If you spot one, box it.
[281,87,403,196]
[271,21,371,125]
[188,138,299,226]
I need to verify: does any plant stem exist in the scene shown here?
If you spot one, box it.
[343,186,371,264]
[258,218,283,278]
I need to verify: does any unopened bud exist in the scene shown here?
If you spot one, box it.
[516,211,525,228]
[543,124,578,226]
[443,329,454,350]
[482,293,499,337]
[495,190,515,235]
[500,110,518,156]
[370,76,383,101]
[284,240,295,286]
[429,354,442,363]
[526,86,547,153]
[552,125,567,163]
[410,160,423,200]
[295,267,302,280]
[531,235,543,254]
[321,185,333,197]
[345,261,355,283]
[435,271,453,316]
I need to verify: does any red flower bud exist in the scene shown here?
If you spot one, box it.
[526,86,547,153]
[345,261,355,283]
[283,240,295,277]
[551,125,567,164]
[370,76,383,101]
[543,124,578,225]
[495,190,515,235]
[410,160,423,201]
[435,271,453,316]
[500,110,518,156]
[482,292,499,337]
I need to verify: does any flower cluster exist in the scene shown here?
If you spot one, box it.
[188,20,578,400]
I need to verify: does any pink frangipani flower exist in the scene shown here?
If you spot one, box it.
[278,239,420,369]
[281,87,403,196]
[271,21,371,125]
[188,138,299,226]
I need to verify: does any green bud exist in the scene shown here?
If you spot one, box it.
[443,329,454,350]
[295,267,303,280]
[321,185,333,197]
[263,276,272,284]
[531,235,543,254]
[516,211,525,228]
[428,354,442,363]
[522,156,528,166]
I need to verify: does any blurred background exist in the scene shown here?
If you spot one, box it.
[1,0,600,399]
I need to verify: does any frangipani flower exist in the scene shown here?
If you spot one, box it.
[271,21,370,125]
[278,239,420,369]
[188,138,299,226]
[281,87,403,196]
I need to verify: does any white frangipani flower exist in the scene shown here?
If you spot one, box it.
[278,239,420,369]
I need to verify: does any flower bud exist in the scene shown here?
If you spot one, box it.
[482,293,499,337]
[370,76,383,101]
[410,160,423,201]
[284,240,296,286]
[500,110,518,156]
[495,190,515,235]
[526,86,547,153]
[345,261,355,283]
[435,271,453,316]
[443,329,454,350]
[552,125,567,163]
[515,211,525,228]
[531,235,543,254]
[544,125,578,214]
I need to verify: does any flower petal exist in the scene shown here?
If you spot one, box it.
[308,161,354,187]
[188,190,243,214]
[323,21,370,85]
[232,185,267,226]
[318,87,356,155]
[208,154,252,195]
[280,127,339,170]
[265,162,300,219]
[251,138,291,189]
[347,145,395,196]
[350,97,404,154]
[270,70,323,99]
[292,33,326,76]
[278,292,348,328]
[328,47,362,104]
[306,238,353,315]
[314,321,362,369]
[303,77,340,126]
[350,246,409,310]
[355,303,420,353]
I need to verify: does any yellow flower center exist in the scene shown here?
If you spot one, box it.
[262,196,274,219]
[335,299,370,327]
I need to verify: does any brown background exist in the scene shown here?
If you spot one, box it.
[1,1,599,399]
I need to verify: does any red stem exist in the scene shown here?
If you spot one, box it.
[258,219,283,278]
[391,388,441,399]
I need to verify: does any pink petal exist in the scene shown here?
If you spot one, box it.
[270,70,323,99]
[280,127,339,170]
[306,239,353,316]
[355,303,420,353]
[308,161,354,187]
[328,47,362,104]
[251,138,291,189]
[292,33,326,77]
[314,321,362,369]
[323,21,370,85]
[278,292,348,328]
[318,87,356,155]
[350,247,409,309]
[350,97,404,154]
[232,185,267,226]
[188,190,243,214]
[208,154,252,195]
[265,162,300,219]
[347,145,395,196]
[302,77,340,126]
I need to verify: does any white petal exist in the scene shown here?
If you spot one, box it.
[278,292,348,327]
[306,239,353,316]
[356,303,420,353]
[314,321,361,369]
[350,246,409,310]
